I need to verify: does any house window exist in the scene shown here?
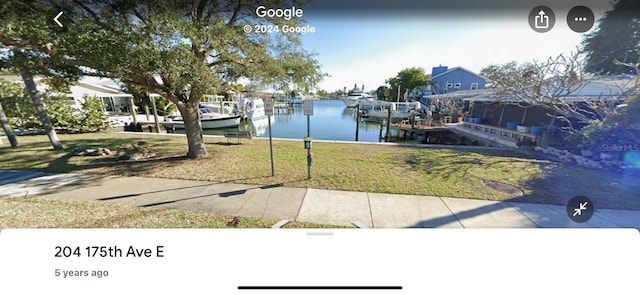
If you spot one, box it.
[470,83,478,90]
[454,82,461,88]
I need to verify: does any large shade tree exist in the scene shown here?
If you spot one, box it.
[0,0,83,150]
[582,0,640,74]
[3,0,323,158]
[66,0,322,158]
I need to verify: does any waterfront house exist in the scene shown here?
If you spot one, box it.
[424,75,631,147]
[408,85,433,104]
[410,66,489,107]
[466,76,629,128]
[0,75,134,114]
[71,77,134,114]
[430,65,488,95]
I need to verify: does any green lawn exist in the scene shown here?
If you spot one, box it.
[0,195,336,228]
[1,132,638,210]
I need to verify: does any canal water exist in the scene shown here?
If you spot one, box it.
[198,99,387,142]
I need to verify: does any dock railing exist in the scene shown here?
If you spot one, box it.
[459,122,539,145]
[394,116,437,129]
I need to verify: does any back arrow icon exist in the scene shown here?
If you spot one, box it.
[54,11,63,28]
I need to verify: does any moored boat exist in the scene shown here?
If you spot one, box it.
[290,94,306,104]
[200,100,237,115]
[360,101,421,123]
[165,105,241,129]
[343,91,372,108]
[240,97,269,121]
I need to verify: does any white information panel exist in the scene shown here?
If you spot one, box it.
[303,99,313,115]
[264,100,274,116]
[0,228,638,295]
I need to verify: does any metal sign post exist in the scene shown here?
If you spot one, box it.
[355,103,360,141]
[303,100,314,179]
[265,100,275,176]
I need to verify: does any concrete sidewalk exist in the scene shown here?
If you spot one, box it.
[0,170,638,229]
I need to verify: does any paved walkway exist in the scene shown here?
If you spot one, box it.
[0,169,638,229]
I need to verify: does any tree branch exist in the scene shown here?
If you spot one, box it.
[132,8,148,25]
[207,57,234,68]
[227,0,242,26]
[194,0,207,23]
[72,0,114,31]
[0,36,35,50]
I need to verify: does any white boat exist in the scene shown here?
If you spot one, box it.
[361,101,421,123]
[358,100,390,112]
[290,94,306,104]
[343,92,373,108]
[200,100,237,115]
[240,97,268,121]
[165,105,241,129]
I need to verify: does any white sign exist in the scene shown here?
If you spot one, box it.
[303,100,313,115]
[264,100,274,116]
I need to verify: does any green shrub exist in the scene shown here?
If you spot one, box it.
[79,96,110,132]
[579,95,640,156]
[46,94,80,128]
[46,95,110,132]
[0,80,40,128]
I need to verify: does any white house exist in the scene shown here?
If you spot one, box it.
[0,75,133,114]
[69,76,134,114]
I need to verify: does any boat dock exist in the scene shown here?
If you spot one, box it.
[121,120,176,133]
[273,102,293,114]
[388,120,449,141]
[448,122,540,148]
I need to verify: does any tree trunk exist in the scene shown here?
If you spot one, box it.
[0,102,19,148]
[150,95,160,133]
[19,69,63,150]
[129,96,138,125]
[182,101,208,158]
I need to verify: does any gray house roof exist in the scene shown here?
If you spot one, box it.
[423,76,632,103]
[423,89,493,101]
[431,66,490,82]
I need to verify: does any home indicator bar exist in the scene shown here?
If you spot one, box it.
[238,286,403,290]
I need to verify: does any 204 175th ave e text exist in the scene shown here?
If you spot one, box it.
[54,245,165,258]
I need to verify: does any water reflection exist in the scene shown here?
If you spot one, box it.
[247,116,275,137]
[342,107,355,118]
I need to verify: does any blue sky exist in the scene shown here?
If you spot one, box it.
[295,0,613,92]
